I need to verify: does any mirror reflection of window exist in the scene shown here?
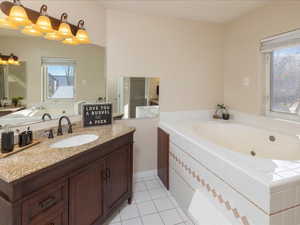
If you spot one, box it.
[42,58,76,101]
[117,77,160,120]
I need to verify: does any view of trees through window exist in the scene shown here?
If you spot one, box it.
[271,46,300,115]
[46,63,75,99]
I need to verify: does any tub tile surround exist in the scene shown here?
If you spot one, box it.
[160,110,300,225]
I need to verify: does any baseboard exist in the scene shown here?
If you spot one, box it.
[134,169,157,180]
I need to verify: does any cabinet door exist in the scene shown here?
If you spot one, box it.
[158,128,169,190]
[104,145,130,210]
[69,160,105,225]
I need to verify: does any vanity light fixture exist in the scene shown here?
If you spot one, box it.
[75,20,90,44]
[7,0,31,26]
[63,36,79,45]
[0,18,18,29]
[36,5,53,33]
[44,31,63,41]
[22,24,42,36]
[0,53,20,65]
[0,1,91,45]
[58,13,73,38]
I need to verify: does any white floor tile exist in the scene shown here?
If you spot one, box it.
[177,207,189,222]
[133,190,152,203]
[110,223,122,225]
[142,213,164,225]
[137,201,157,216]
[120,204,140,221]
[122,217,143,225]
[160,208,184,225]
[143,176,158,181]
[145,180,162,190]
[134,181,147,192]
[154,197,175,211]
[149,188,168,199]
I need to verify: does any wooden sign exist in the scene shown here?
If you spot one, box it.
[83,104,112,127]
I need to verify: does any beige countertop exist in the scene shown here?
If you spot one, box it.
[0,124,135,184]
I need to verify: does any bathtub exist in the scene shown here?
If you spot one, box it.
[160,110,300,225]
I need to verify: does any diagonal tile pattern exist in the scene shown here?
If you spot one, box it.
[104,175,195,225]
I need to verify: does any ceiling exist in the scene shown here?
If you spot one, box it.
[99,0,274,23]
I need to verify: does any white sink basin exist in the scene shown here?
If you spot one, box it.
[50,134,99,148]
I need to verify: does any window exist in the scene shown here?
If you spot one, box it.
[42,58,76,101]
[262,30,300,120]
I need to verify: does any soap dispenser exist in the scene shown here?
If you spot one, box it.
[1,125,14,153]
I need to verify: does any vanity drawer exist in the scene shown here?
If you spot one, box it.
[21,180,68,225]
[30,209,67,225]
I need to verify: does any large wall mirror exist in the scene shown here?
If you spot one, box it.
[109,77,160,120]
[0,29,106,129]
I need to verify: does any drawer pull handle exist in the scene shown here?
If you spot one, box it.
[39,197,56,210]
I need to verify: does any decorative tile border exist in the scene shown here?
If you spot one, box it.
[170,151,251,225]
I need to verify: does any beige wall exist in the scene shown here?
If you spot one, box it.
[106,9,224,113]
[223,3,300,115]
[0,36,106,105]
[106,9,225,173]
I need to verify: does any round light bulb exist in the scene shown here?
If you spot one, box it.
[8,5,31,26]
[36,15,53,33]
[62,36,79,45]
[0,18,19,30]
[8,56,15,64]
[58,22,73,38]
[44,31,63,41]
[22,24,42,36]
[75,29,90,44]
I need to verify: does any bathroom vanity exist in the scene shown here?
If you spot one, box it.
[0,124,135,225]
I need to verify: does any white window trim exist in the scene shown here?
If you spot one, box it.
[41,57,77,102]
[265,52,300,122]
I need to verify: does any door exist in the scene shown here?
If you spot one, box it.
[104,145,130,210]
[158,128,169,190]
[69,160,105,225]
[129,78,147,118]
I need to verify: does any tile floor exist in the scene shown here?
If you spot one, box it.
[104,175,195,225]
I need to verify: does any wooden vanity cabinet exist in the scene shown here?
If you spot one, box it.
[0,131,134,225]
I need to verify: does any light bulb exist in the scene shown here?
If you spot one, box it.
[36,5,53,33]
[7,2,31,27]
[44,31,63,41]
[0,18,19,30]
[58,13,73,38]
[22,24,42,36]
[76,29,90,44]
[62,36,79,45]
[75,20,90,44]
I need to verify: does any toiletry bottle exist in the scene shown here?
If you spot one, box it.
[19,131,28,147]
[1,125,14,153]
[26,127,33,145]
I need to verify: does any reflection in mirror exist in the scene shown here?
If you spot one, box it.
[116,77,160,119]
[0,29,106,129]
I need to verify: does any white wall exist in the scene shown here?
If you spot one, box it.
[106,9,225,173]
[223,3,300,115]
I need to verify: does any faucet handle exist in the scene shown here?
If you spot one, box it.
[48,129,54,139]
[57,127,63,136]
[68,125,73,134]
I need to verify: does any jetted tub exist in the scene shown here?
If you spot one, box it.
[160,111,300,225]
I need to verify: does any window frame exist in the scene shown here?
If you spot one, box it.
[41,57,77,102]
[265,50,300,122]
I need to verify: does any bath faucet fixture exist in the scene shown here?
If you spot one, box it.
[42,113,52,121]
[57,116,73,136]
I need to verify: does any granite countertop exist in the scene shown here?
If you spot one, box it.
[0,124,135,183]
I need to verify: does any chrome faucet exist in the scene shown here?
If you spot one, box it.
[42,113,52,121]
[57,116,73,136]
